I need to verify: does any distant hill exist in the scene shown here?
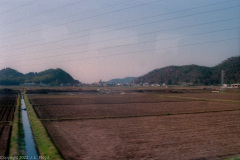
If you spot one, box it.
[107,77,136,84]
[134,56,240,85]
[0,68,24,85]
[0,68,80,86]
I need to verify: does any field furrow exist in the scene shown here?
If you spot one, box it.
[28,92,240,160]
[42,111,240,160]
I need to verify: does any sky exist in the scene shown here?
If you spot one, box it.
[0,0,239,83]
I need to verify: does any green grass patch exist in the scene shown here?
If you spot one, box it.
[9,95,25,157]
[23,93,63,160]
[225,157,240,160]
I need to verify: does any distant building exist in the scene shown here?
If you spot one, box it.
[181,82,187,86]
[22,82,37,86]
[143,83,149,86]
[60,83,70,86]
[231,84,240,88]
[117,83,122,86]
[102,82,108,87]
[222,84,228,88]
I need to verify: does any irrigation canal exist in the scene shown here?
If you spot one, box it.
[21,94,39,160]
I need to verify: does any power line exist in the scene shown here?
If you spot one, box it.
[0,0,9,6]
[1,1,238,41]
[0,0,38,15]
[11,37,239,68]
[1,5,239,53]
[63,38,240,62]
[0,1,238,80]
[2,20,240,58]
[1,1,82,26]
[0,0,162,36]
[1,27,238,63]
[1,0,237,49]
[1,0,139,27]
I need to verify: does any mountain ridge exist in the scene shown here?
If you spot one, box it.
[0,68,80,85]
[107,77,136,84]
[133,56,240,85]
[0,56,239,86]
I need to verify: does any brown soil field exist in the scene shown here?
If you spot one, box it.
[27,94,134,100]
[0,124,12,156]
[28,92,240,106]
[0,106,15,121]
[0,94,17,122]
[27,94,187,100]
[29,94,192,105]
[0,94,17,157]
[0,95,17,106]
[29,92,240,159]
[42,111,240,160]
[34,101,240,120]
[168,93,240,101]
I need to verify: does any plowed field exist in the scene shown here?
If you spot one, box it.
[0,95,17,122]
[0,95,17,106]
[43,111,240,160]
[28,92,240,159]
[34,101,240,120]
[168,93,240,101]
[0,94,17,156]
[0,106,15,121]
[0,124,11,156]
[29,95,191,105]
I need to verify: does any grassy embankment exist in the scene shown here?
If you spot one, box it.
[23,93,63,160]
[225,156,240,160]
[9,94,25,157]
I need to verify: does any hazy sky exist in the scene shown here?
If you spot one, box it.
[0,0,239,83]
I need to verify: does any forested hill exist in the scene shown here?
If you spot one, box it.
[107,77,136,84]
[133,56,240,85]
[0,68,80,85]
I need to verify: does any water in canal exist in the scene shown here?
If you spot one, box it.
[21,94,39,160]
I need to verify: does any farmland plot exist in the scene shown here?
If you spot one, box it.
[0,124,11,156]
[0,95,17,122]
[28,93,240,159]
[0,106,15,121]
[0,94,17,156]
[42,111,240,160]
[29,95,191,106]
[0,95,17,106]
[168,92,240,101]
[34,101,240,120]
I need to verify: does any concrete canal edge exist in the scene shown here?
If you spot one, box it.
[23,93,63,160]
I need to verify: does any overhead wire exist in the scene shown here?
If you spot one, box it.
[0,0,38,15]
[10,37,240,68]
[0,0,239,69]
[0,0,162,36]
[0,0,9,6]
[1,1,82,26]
[0,0,238,49]
[1,18,239,59]
[1,4,239,53]
[1,27,238,65]
[1,0,140,27]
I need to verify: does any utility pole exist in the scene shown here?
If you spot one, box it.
[221,70,225,86]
